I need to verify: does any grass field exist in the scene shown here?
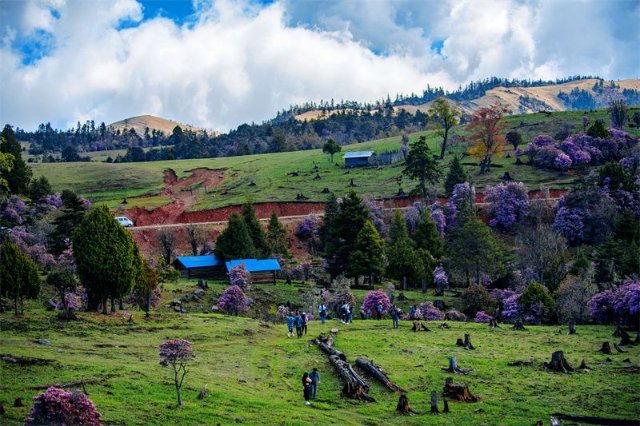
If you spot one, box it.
[1,279,639,425]
[30,108,640,211]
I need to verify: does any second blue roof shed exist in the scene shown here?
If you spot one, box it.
[225,258,281,284]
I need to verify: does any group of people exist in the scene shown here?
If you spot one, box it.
[286,310,308,338]
[302,368,320,405]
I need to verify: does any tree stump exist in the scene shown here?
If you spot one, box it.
[488,319,500,328]
[442,357,472,374]
[396,394,415,415]
[14,398,23,407]
[544,351,574,373]
[512,319,526,330]
[443,378,478,402]
[430,391,439,414]
[613,326,633,346]
[614,343,627,353]
[568,321,576,335]
[439,323,450,329]
[412,321,430,332]
[198,385,208,400]
[599,342,613,355]
[578,359,590,371]
[463,334,475,350]
[455,338,464,347]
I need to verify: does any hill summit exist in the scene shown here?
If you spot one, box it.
[108,115,208,136]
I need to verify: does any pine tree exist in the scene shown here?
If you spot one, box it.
[242,203,270,258]
[215,213,256,261]
[386,210,429,288]
[72,205,140,314]
[444,156,468,197]
[388,209,410,246]
[0,240,40,315]
[266,212,289,257]
[0,125,32,195]
[50,190,89,256]
[346,220,385,285]
[402,136,442,200]
[414,213,444,259]
[29,176,53,201]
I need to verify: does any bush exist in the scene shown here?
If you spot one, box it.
[445,309,466,322]
[25,387,102,426]
[474,311,493,323]
[485,182,530,232]
[229,263,251,290]
[433,266,449,294]
[459,285,498,316]
[361,291,391,316]
[589,278,640,325]
[419,301,444,320]
[518,282,556,324]
[218,285,249,315]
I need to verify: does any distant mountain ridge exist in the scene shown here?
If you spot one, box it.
[108,115,214,136]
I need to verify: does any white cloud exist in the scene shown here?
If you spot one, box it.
[1,0,638,132]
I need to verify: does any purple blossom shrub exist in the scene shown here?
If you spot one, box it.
[485,182,530,231]
[589,278,640,324]
[419,301,444,320]
[25,386,102,426]
[588,290,616,324]
[159,339,194,407]
[364,198,388,237]
[403,202,425,233]
[1,196,26,225]
[433,266,449,294]
[445,309,467,322]
[128,287,162,310]
[56,292,81,312]
[218,285,249,315]
[296,215,320,239]
[474,311,493,323]
[553,207,585,245]
[36,193,64,214]
[229,263,251,290]
[554,153,572,171]
[361,291,391,315]
[430,207,446,236]
[305,313,315,322]
[447,182,475,228]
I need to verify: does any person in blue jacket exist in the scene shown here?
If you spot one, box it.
[286,312,295,337]
[389,305,400,329]
[295,310,303,338]
[309,368,320,399]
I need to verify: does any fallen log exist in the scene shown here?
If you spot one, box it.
[507,360,534,367]
[550,413,638,425]
[355,357,405,392]
[315,334,346,361]
[396,394,416,415]
[329,355,374,401]
[443,377,478,402]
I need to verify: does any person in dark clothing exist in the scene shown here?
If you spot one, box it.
[295,311,303,338]
[302,312,308,335]
[302,372,312,405]
[309,368,320,399]
[376,303,383,320]
[389,305,400,329]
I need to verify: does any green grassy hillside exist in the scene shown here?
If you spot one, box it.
[1,279,638,425]
[30,109,639,211]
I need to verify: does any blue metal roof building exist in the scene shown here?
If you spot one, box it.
[343,151,376,168]
[174,255,224,279]
[226,258,281,284]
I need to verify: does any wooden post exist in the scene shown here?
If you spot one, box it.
[402,276,407,291]
[421,278,427,293]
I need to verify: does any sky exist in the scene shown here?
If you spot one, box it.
[1,0,639,132]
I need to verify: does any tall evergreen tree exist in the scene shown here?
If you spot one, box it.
[444,156,468,197]
[0,240,40,315]
[242,203,270,258]
[29,176,53,201]
[266,211,289,257]
[346,220,385,285]
[402,136,442,200]
[388,209,410,246]
[73,205,140,314]
[0,125,32,195]
[50,190,89,256]
[215,213,256,261]
[414,213,444,259]
[386,210,431,288]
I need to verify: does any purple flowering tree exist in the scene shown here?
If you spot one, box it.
[229,263,251,290]
[474,311,493,323]
[218,285,249,316]
[588,290,616,324]
[430,207,446,236]
[159,339,194,407]
[364,198,389,237]
[590,278,640,325]
[447,182,475,228]
[433,266,449,295]
[361,291,391,316]
[25,386,102,426]
[420,301,444,320]
[554,153,572,171]
[614,278,640,320]
[485,182,529,232]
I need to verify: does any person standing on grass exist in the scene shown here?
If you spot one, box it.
[286,312,295,337]
[302,372,312,406]
[389,305,400,329]
[295,310,303,338]
[302,312,308,335]
[318,303,327,325]
[376,303,383,320]
[347,305,352,324]
[309,368,320,399]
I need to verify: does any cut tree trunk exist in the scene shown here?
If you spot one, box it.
[568,321,576,335]
[329,355,374,401]
[197,385,208,400]
[455,338,464,347]
[614,343,627,353]
[544,351,574,373]
[488,319,500,328]
[411,321,430,332]
[443,377,478,402]
[507,360,534,366]
[355,358,404,392]
[550,413,638,425]
[430,391,439,414]
[599,341,613,355]
[578,359,590,371]
[396,394,415,415]
[512,319,526,330]
[463,334,475,350]
[315,334,346,361]
[442,357,472,374]
[613,325,633,346]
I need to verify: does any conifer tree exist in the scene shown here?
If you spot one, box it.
[215,213,256,261]
[266,211,289,257]
[414,213,444,259]
[0,125,32,194]
[242,203,270,258]
[346,220,385,285]
[444,155,468,197]
[386,210,429,288]
[0,240,40,315]
[402,136,442,200]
